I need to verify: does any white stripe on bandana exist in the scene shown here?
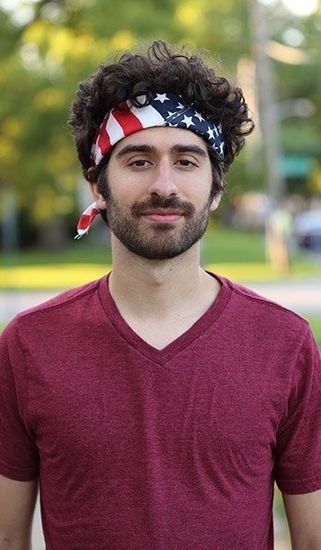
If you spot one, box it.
[74,202,100,239]
[129,99,165,128]
[106,112,126,147]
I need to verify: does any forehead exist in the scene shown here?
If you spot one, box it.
[110,126,208,156]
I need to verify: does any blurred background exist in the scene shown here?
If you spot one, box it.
[1,0,321,548]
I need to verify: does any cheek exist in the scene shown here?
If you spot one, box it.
[107,165,147,200]
[184,170,213,204]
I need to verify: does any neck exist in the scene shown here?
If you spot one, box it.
[108,236,219,319]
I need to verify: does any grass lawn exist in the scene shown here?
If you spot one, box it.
[1,226,320,289]
[203,224,267,263]
[0,224,318,266]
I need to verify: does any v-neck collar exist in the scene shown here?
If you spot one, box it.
[98,271,232,366]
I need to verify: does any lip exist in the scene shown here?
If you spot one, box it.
[142,210,184,223]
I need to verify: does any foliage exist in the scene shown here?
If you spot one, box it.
[1,0,321,246]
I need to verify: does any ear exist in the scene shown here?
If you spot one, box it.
[89,182,107,210]
[209,193,221,213]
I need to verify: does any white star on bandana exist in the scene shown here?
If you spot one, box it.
[155,93,169,103]
[182,115,193,128]
[194,111,204,122]
[207,127,215,140]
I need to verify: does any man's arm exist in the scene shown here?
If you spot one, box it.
[283,490,321,550]
[0,474,38,550]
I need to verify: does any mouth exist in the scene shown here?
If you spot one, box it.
[142,209,184,223]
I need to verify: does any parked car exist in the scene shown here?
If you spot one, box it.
[293,210,321,251]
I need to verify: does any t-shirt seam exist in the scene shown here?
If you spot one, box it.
[279,472,321,484]
[159,285,234,367]
[96,285,169,367]
[231,284,310,324]
[13,321,33,436]
[98,278,232,368]
[0,458,37,476]
[96,300,167,368]
[275,327,312,435]
[16,279,100,322]
[3,325,28,429]
[231,281,312,437]
[15,280,101,426]
[99,314,165,367]
[277,474,321,492]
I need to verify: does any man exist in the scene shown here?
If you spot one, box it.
[0,40,320,550]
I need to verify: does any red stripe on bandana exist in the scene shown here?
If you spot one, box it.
[112,107,144,137]
[77,213,96,231]
[97,112,112,158]
[75,202,100,239]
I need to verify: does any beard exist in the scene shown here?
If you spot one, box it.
[102,187,213,260]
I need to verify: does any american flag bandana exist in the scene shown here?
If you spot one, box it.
[75,92,224,239]
[91,92,224,167]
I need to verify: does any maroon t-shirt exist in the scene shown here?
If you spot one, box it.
[0,273,320,549]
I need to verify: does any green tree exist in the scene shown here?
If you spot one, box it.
[1,0,320,247]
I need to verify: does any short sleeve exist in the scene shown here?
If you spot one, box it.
[275,328,321,494]
[0,320,39,481]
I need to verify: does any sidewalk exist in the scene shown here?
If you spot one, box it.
[248,278,321,315]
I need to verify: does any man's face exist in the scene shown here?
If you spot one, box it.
[92,127,220,260]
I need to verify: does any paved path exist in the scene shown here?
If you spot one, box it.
[248,278,321,315]
[1,290,56,323]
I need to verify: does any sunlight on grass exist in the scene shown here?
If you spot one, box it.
[1,264,111,289]
[1,261,320,289]
[206,262,307,282]
[1,227,320,290]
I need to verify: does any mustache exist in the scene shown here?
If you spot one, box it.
[132,196,195,217]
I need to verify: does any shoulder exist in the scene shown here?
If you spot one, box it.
[215,273,311,345]
[1,277,106,348]
[222,274,308,322]
[18,278,101,317]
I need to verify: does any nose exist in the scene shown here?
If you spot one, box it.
[147,160,179,198]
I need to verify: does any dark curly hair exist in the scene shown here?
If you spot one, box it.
[69,40,254,196]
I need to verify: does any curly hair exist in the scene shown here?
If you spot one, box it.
[69,40,254,194]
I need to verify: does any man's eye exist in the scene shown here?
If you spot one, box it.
[128,159,150,167]
[178,159,197,167]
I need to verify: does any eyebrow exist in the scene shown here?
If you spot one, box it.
[115,145,156,158]
[115,143,208,159]
[173,145,207,158]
